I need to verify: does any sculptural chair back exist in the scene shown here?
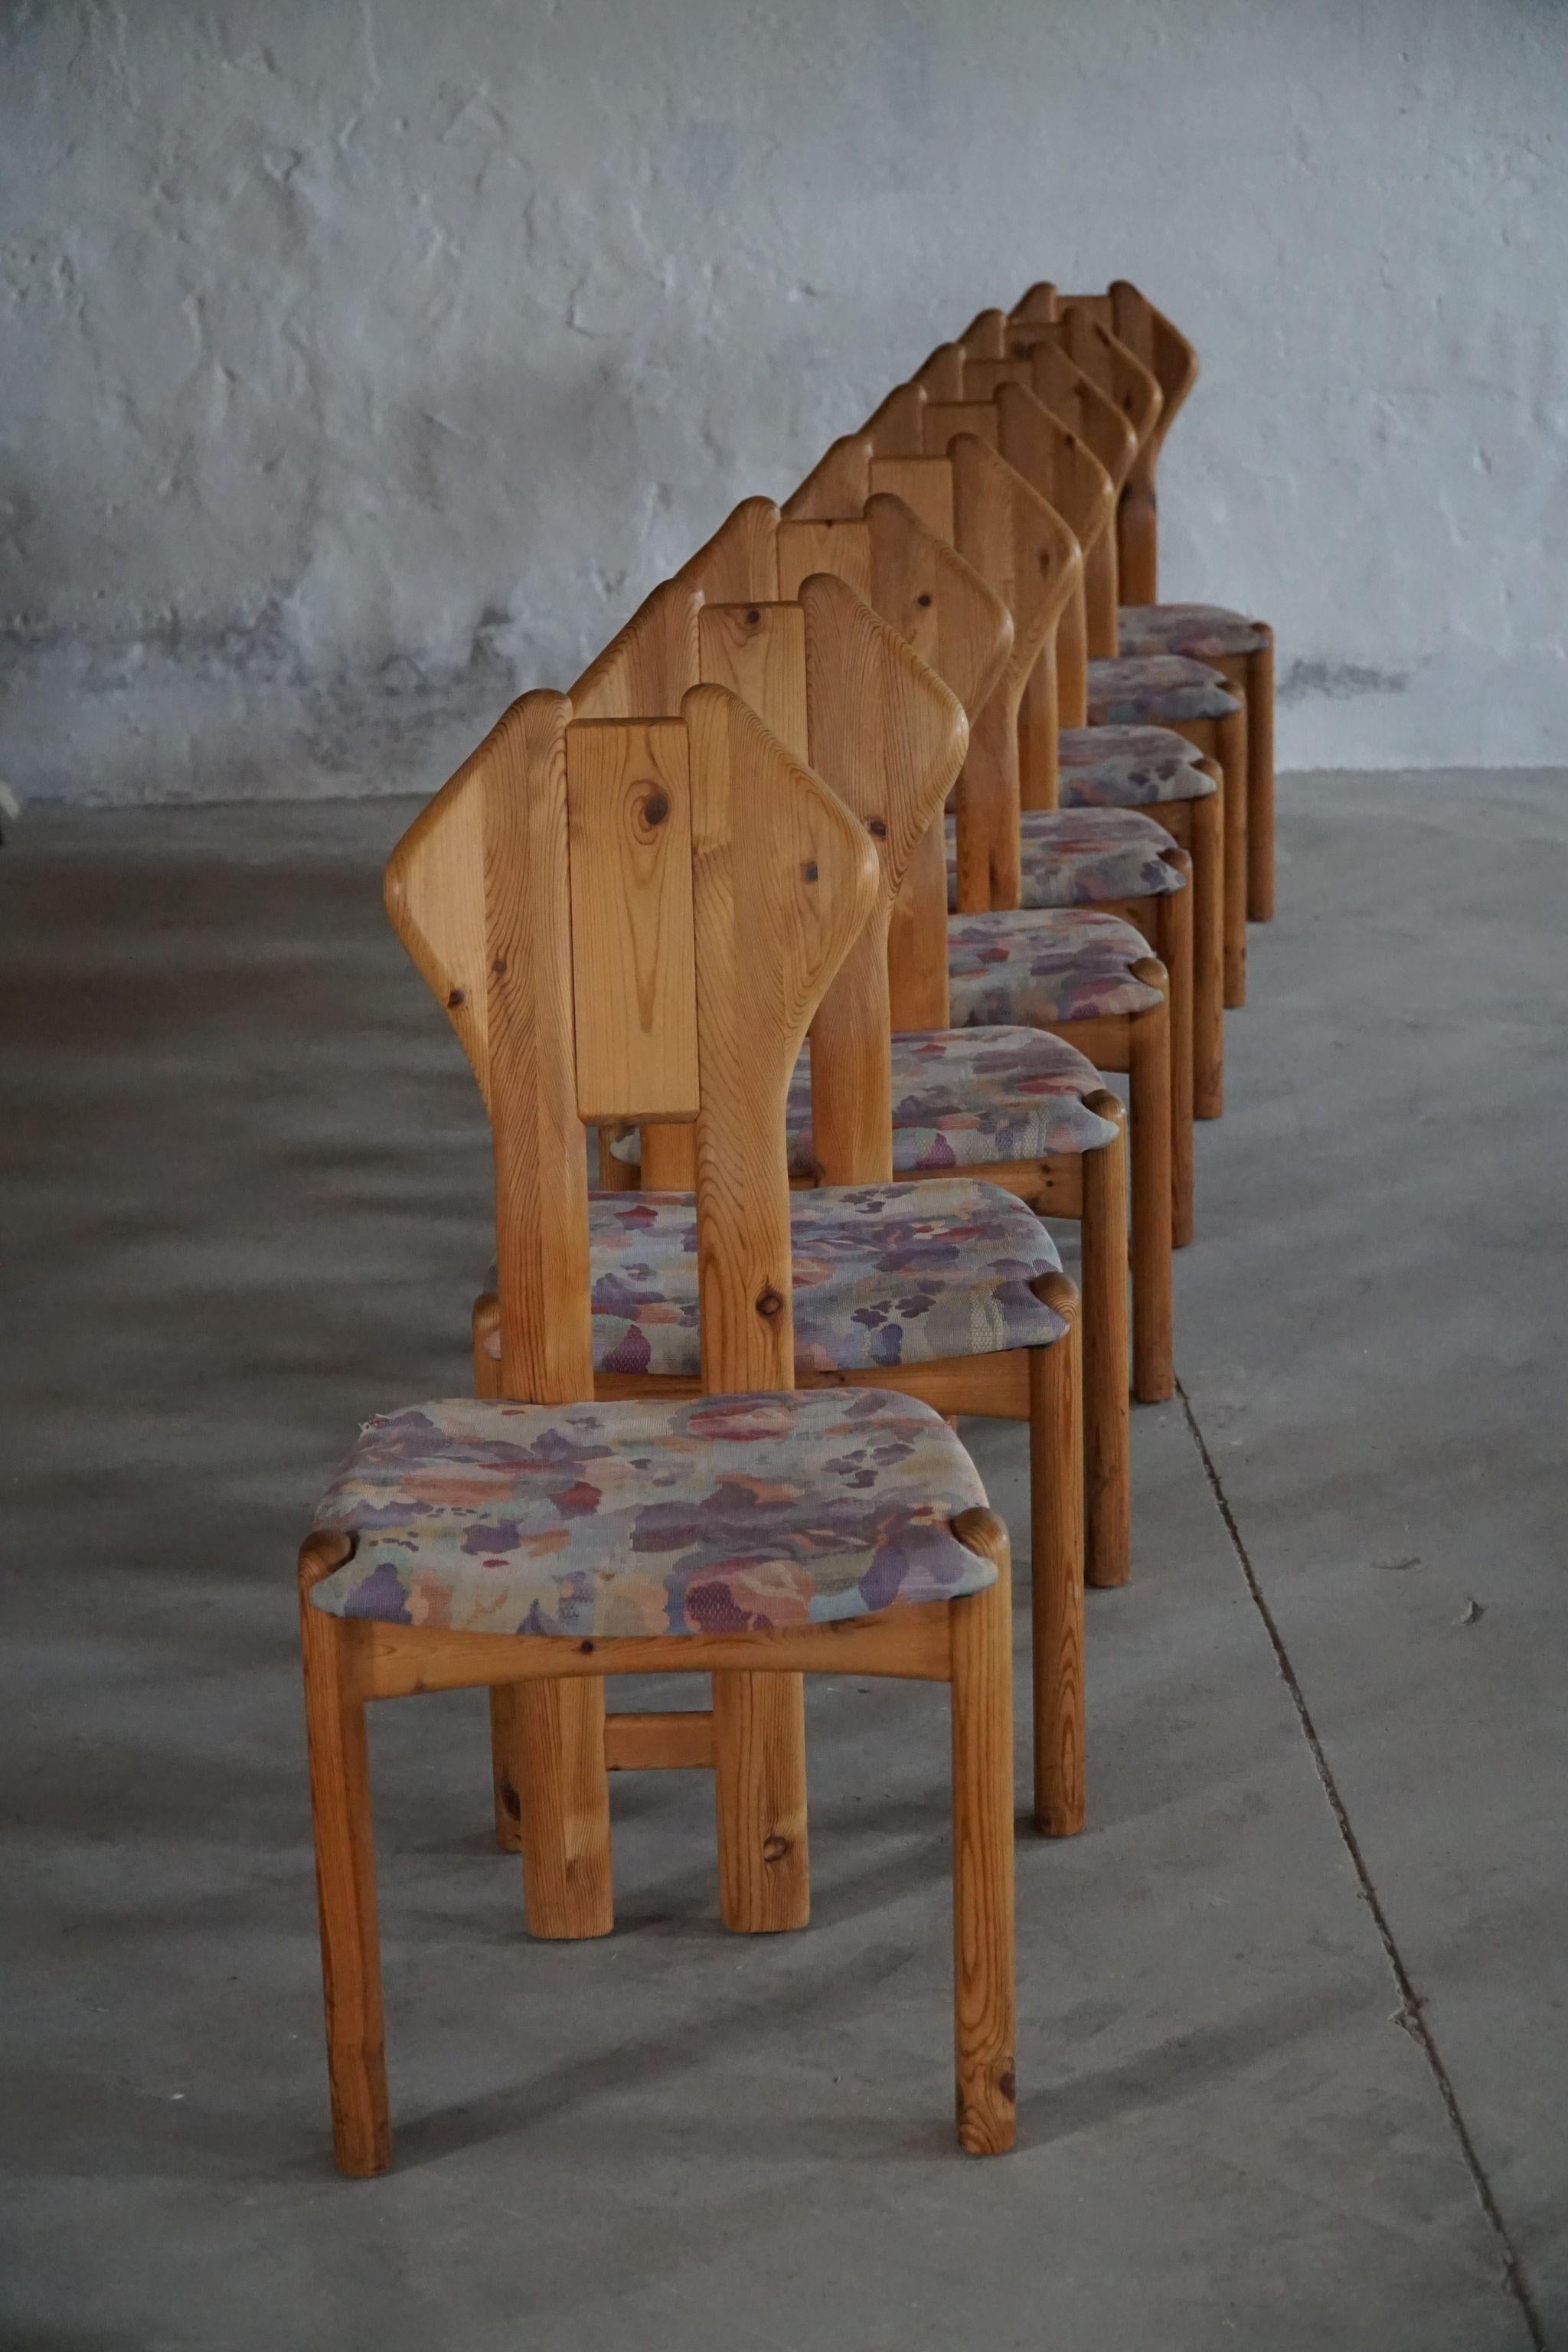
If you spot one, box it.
[1040,281,1200,603]
[299,685,1022,2172]
[574,497,1011,1124]
[837,389,1093,903]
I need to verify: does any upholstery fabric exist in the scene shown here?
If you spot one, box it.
[1084,655,1241,727]
[1119,603,1268,662]
[946,807,1183,912]
[949,908,1163,1031]
[485,1183,1067,1376]
[308,1388,994,1637]
[787,1026,1118,1175]
[1057,726,1217,808]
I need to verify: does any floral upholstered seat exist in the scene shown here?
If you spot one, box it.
[787,1025,1117,1175]
[307,1388,993,1637]
[1084,655,1242,728]
[481,1181,1068,1377]
[948,909,1162,1031]
[1118,604,1268,662]
[1057,724,1217,809]
[946,807,1182,913]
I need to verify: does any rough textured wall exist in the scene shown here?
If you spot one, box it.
[4,0,1566,803]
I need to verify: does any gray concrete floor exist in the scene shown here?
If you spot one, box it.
[2,770,1563,2351]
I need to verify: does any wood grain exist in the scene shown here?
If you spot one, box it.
[946,1519,1018,2156]
[1028,1275,1085,1836]
[565,719,699,1124]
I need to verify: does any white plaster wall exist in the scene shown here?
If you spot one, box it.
[3,0,1566,804]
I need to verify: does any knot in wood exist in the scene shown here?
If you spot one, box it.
[744,608,762,626]
[916,592,933,607]
[762,1834,790,1864]
[867,817,888,840]
[802,861,818,883]
[490,954,508,978]
[642,790,670,827]
[446,986,467,1009]
[577,1639,596,1655]
[755,1286,785,1321]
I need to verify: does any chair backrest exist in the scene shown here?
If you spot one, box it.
[385,687,877,1401]
[1096,281,1200,601]
[854,380,1104,806]
[573,508,975,1177]
[774,475,1014,1024]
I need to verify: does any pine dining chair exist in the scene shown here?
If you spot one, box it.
[1004,283,1276,924]
[906,344,1225,1118]
[869,371,1249,1014]
[870,367,1222,1129]
[784,431,1181,1329]
[580,490,1138,1560]
[475,560,1093,1864]
[299,684,1018,2171]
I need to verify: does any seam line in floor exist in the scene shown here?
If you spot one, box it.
[1174,1376,1548,2352]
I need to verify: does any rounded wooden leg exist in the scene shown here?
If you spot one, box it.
[1189,786,1224,1120]
[1027,1282,1085,1835]
[1127,979,1174,1405]
[1155,854,1194,1247]
[947,1522,1018,2157]
[713,1671,810,1932]
[299,1537,390,2178]
[1215,709,1249,1008]
[506,1679,614,1939]
[1079,1102,1132,1588]
[1246,632,1275,923]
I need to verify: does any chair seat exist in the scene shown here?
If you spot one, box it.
[1119,603,1268,662]
[484,1181,1067,1377]
[308,1389,994,1638]
[949,909,1162,1031]
[789,1026,1118,1174]
[1084,655,1242,727]
[1057,726,1218,808]
[946,807,1183,912]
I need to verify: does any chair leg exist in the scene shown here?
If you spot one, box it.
[505,1680,614,1940]
[299,1538,390,2178]
[1215,708,1249,1008]
[474,1301,612,1926]
[1078,1103,1132,1587]
[1155,858,1194,1246]
[1246,631,1275,923]
[713,1671,810,1932]
[947,1535,1018,2156]
[1189,789,1224,1119]
[1027,1292,1085,1835]
[1127,982,1174,1405]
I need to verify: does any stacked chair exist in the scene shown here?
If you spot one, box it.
[295,280,1276,2173]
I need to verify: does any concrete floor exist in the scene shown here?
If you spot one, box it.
[3,770,1563,2350]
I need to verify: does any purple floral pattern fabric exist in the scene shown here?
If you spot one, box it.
[1085,655,1241,727]
[948,909,1162,1030]
[308,1388,994,1637]
[590,1183,1064,1375]
[484,1183,1068,1374]
[1118,604,1267,662]
[946,807,1182,912]
[1057,726,1217,809]
[787,1026,1117,1174]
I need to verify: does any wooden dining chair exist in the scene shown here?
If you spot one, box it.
[299,684,1019,2172]
[784,432,1180,1348]
[1001,283,1277,926]
[581,490,1135,1553]
[474,561,1093,1857]
[887,358,1227,1125]
[873,371,1249,1014]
